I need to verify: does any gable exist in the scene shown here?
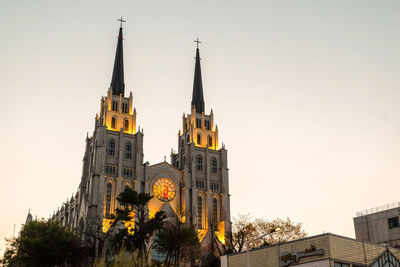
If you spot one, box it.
[371,249,400,267]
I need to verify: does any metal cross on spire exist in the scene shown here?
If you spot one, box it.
[194,38,202,49]
[118,17,126,27]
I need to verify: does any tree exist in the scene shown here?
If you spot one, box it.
[231,214,307,252]
[231,213,258,253]
[154,223,201,266]
[1,220,85,267]
[153,196,201,266]
[113,188,166,260]
[82,213,113,262]
[255,217,307,246]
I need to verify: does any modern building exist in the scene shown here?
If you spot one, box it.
[222,233,400,267]
[50,23,231,254]
[354,202,400,248]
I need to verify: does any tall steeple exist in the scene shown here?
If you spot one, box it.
[110,23,125,96]
[191,40,205,113]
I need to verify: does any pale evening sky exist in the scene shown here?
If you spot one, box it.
[0,0,399,253]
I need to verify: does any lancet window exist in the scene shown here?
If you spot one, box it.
[108,139,115,156]
[125,142,132,158]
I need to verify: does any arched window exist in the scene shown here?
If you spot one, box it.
[125,142,132,158]
[197,155,203,170]
[181,139,184,148]
[124,120,129,131]
[208,136,213,147]
[186,135,190,143]
[108,139,115,156]
[212,157,217,173]
[105,183,112,218]
[176,161,180,169]
[197,133,201,145]
[198,196,203,229]
[111,117,116,129]
[213,198,218,224]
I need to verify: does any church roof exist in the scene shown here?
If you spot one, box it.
[191,48,205,113]
[110,27,125,96]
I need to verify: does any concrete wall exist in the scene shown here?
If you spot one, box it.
[354,208,400,245]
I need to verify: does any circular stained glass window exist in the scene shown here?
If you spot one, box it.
[153,178,176,202]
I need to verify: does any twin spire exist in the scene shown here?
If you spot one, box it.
[110,26,125,96]
[191,47,205,113]
[109,21,205,113]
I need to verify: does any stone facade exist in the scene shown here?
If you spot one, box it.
[51,25,231,254]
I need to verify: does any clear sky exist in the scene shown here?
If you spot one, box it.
[1,0,400,253]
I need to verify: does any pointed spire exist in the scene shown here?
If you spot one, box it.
[110,24,125,96]
[191,40,205,113]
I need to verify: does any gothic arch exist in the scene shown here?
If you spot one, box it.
[124,118,129,132]
[211,194,220,225]
[111,116,117,129]
[104,179,115,218]
[197,192,206,230]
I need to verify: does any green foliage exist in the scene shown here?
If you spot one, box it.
[153,223,201,266]
[1,220,85,267]
[114,188,166,259]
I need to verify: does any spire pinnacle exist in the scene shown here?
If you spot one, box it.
[191,39,205,113]
[110,19,125,96]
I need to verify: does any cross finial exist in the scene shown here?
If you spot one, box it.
[194,38,202,49]
[118,17,126,27]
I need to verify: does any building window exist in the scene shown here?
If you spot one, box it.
[196,179,205,190]
[212,157,217,173]
[181,139,184,148]
[208,136,213,147]
[213,198,218,223]
[334,263,350,267]
[196,118,202,128]
[388,217,399,229]
[186,135,190,143]
[122,103,129,113]
[176,161,179,169]
[105,183,112,218]
[197,155,203,170]
[112,101,118,111]
[205,120,210,130]
[124,120,129,131]
[123,168,133,178]
[125,142,132,158]
[210,182,219,192]
[111,117,116,129]
[371,249,400,267]
[198,196,203,229]
[108,139,115,156]
[197,133,201,145]
[105,165,116,176]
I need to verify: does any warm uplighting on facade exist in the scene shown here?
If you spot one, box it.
[215,221,226,245]
[102,218,114,233]
[123,210,135,236]
[198,229,208,243]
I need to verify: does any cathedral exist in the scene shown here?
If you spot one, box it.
[52,23,231,254]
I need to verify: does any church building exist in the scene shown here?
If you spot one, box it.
[52,23,231,254]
